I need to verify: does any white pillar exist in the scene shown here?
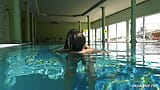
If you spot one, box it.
[24,1,30,43]
[13,0,22,43]
[87,15,90,45]
[101,7,105,49]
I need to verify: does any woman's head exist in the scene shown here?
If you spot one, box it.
[64,29,86,51]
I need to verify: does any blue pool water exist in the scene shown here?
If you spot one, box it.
[0,43,160,90]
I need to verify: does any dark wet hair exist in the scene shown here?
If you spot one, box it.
[64,29,86,51]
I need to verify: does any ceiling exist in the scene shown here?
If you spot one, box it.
[26,0,146,23]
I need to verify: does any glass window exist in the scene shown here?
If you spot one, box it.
[96,27,102,41]
[117,21,127,42]
[83,29,88,42]
[90,29,95,44]
[145,13,160,41]
[109,24,116,42]
[136,17,144,42]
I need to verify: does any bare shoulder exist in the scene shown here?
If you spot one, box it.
[94,50,110,53]
[79,49,110,54]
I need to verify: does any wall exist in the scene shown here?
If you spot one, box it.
[36,0,160,44]
[0,0,22,43]
[92,0,160,28]
[1,0,160,44]
[0,0,10,43]
[36,22,87,44]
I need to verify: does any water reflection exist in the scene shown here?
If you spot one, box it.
[4,46,97,90]
[64,52,96,90]
[4,46,65,86]
[2,44,160,90]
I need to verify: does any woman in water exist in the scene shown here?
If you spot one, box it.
[63,29,95,54]
[56,29,96,90]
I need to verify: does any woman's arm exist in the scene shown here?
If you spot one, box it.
[79,44,94,54]
[79,48,94,54]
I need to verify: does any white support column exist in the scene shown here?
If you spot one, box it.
[101,7,105,49]
[24,1,30,43]
[34,17,37,42]
[87,15,90,45]
[78,21,81,31]
[31,14,35,43]
[94,28,97,48]
[131,0,136,61]
[107,25,109,50]
[12,0,22,43]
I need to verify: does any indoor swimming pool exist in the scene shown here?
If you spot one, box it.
[0,43,160,90]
